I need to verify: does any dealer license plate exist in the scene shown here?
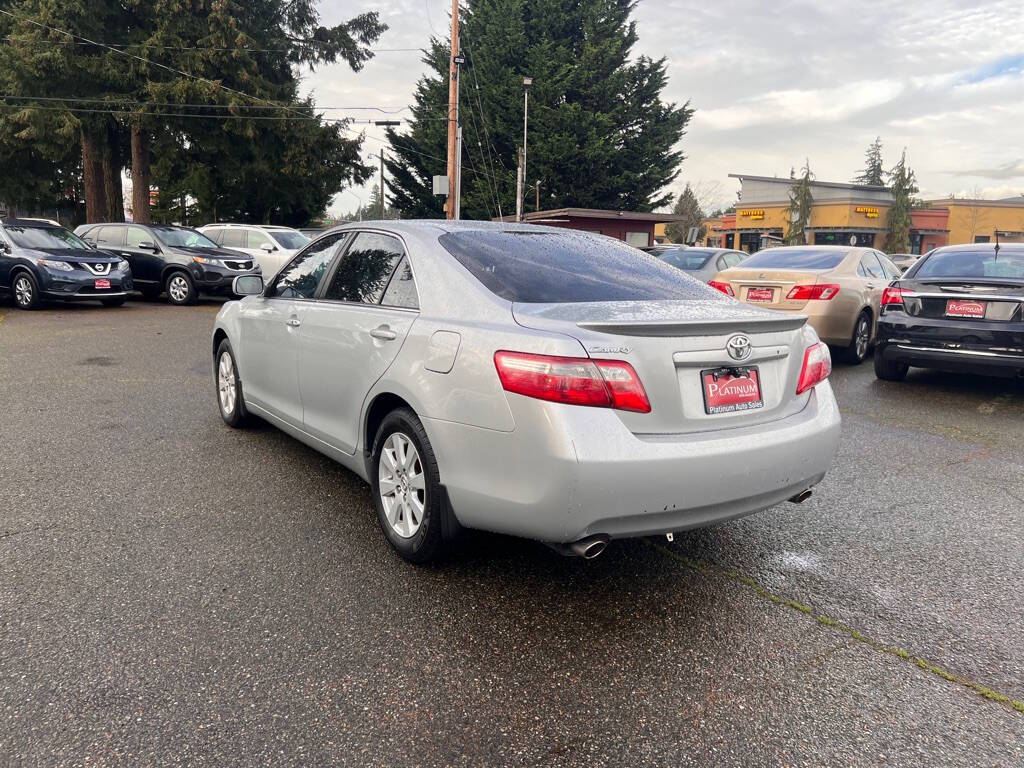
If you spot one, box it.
[94,279,111,289]
[746,287,774,303]
[945,299,986,319]
[701,367,764,415]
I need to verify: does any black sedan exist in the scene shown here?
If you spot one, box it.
[0,219,131,309]
[875,243,1024,380]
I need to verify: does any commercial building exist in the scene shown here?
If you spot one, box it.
[498,207,686,248]
[702,174,1024,253]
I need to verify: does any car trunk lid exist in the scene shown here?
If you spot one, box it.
[715,268,825,310]
[899,278,1024,322]
[512,299,815,435]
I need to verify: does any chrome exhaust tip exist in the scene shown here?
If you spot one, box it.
[571,536,609,559]
[547,535,610,559]
[788,489,813,504]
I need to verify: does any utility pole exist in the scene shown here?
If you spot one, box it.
[519,77,532,221]
[516,148,524,222]
[535,179,541,212]
[445,0,461,220]
[372,120,400,221]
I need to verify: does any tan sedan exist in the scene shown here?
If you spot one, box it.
[709,246,901,363]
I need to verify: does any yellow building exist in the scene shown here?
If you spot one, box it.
[703,174,1024,253]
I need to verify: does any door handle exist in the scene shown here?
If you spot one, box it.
[286,316,301,328]
[370,325,398,341]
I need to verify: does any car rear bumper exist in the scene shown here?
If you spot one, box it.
[425,382,841,543]
[877,315,1024,376]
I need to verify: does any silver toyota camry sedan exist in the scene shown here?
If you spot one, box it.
[212,221,841,562]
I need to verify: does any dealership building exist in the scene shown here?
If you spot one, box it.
[701,174,1024,253]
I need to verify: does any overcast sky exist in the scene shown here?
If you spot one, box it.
[302,0,1024,217]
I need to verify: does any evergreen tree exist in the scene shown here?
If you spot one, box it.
[853,137,885,186]
[884,150,918,254]
[786,161,814,245]
[665,183,704,243]
[386,0,693,220]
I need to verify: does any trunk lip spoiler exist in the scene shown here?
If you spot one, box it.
[576,315,807,337]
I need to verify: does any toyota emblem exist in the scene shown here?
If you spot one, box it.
[726,334,752,361]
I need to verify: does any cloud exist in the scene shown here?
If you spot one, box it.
[299,0,1024,215]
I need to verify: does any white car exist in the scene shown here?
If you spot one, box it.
[198,224,309,277]
[212,221,841,563]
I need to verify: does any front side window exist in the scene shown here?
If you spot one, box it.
[323,232,404,304]
[95,226,125,248]
[269,230,310,250]
[204,228,224,245]
[155,227,218,249]
[439,230,713,303]
[248,230,274,250]
[380,256,419,309]
[126,226,152,248]
[271,233,346,299]
[5,225,92,250]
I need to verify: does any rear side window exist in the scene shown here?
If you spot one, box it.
[913,249,1024,279]
[324,232,404,304]
[380,256,419,309]
[724,252,746,268]
[438,230,712,303]
[859,253,885,279]
[221,229,246,248]
[740,248,847,270]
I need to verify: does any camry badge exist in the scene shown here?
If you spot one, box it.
[726,334,752,361]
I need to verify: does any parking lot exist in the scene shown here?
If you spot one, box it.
[1,299,1022,767]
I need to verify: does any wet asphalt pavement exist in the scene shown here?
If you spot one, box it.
[1,299,1022,767]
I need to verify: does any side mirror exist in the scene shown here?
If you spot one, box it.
[259,242,275,253]
[232,274,264,297]
[137,239,156,251]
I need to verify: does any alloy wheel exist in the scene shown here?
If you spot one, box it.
[14,275,32,307]
[855,316,870,360]
[217,351,237,416]
[168,275,189,303]
[378,432,426,539]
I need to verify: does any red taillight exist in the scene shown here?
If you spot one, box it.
[786,283,840,301]
[709,280,734,297]
[493,351,651,413]
[796,342,832,395]
[881,286,910,306]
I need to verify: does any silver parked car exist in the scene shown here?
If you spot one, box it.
[642,245,749,283]
[212,222,841,562]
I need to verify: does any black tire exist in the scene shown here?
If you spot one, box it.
[370,408,447,563]
[101,297,126,307]
[165,270,197,305]
[874,350,909,381]
[842,310,872,364]
[214,339,250,427]
[11,270,40,310]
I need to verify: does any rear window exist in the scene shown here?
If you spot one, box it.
[912,249,1024,279]
[655,249,715,270]
[740,248,848,270]
[438,230,714,303]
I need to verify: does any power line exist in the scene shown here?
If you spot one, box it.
[0,93,412,114]
[0,8,309,118]
[0,34,422,54]
[0,102,399,123]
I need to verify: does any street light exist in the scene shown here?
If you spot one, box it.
[520,77,533,222]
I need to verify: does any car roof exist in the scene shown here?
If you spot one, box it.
[321,219,634,239]
[1,217,60,228]
[931,242,1024,253]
